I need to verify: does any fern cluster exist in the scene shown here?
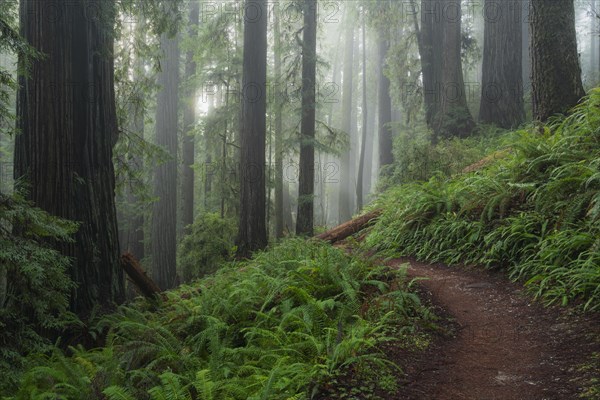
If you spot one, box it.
[366,89,600,311]
[9,239,430,399]
[0,192,78,392]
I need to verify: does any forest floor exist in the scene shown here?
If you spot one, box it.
[385,257,600,400]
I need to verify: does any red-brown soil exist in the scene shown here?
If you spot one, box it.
[390,258,600,400]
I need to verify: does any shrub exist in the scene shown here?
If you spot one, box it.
[0,192,78,392]
[177,213,236,282]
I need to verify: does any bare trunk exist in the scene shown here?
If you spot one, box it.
[182,1,200,230]
[479,0,525,129]
[356,12,368,211]
[152,30,179,290]
[15,0,124,315]
[530,0,585,121]
[236,0,268,257]
[296,0,317,236]
[338,6,356,224]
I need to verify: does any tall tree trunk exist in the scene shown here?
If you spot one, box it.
[434,0,475,140]
[125,40,146,262]
[479,0,525,129]
[592,0,598,84]
[418,0,443,129]
[338,6,355,224]
[522,0,531,99]
[152,29,180,290]
[182,1,200,230]
[236,0,268,257]
[530,0,585,121]
[274,2,284,239]
[296,0,317,236]
[15,0,124,316]
[377,27,393,169]
[356,11,368,211]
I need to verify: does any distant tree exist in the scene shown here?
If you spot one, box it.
[479,0,525,129]
[356,9,368,211]
[152,18,180,290]
[530,0,585,121]
[296,0,318,236]
[339,6,356,224]
[236,0,268,257]
[377,19,393,170]
[182,1,200,230]
[274,2,284,238]
[15,0,124,315]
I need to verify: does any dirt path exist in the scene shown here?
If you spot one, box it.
[391,258,600,400]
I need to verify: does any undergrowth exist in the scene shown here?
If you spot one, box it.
[7,240,431,399]
[0,192,78,392]
[365,89,600,312]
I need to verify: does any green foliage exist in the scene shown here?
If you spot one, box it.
[11,240,430,399]
[0,192,78,392]
[381,124,504,187]
[177,213,236,281]
[366,89,600,311]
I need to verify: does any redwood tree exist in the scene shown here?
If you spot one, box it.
[296,0,317,236]
[435,0,475,140]
[152,27,180,290]
[530,0,585,121]
[15,0,124,316]
[338,7,356,224]
[182,1,200,230]
[236,0,268,257]
[479,0,525,129]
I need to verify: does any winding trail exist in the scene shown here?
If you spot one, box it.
[390,258,600,400]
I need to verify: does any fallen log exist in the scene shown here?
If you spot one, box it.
[120,252,164,300]
[315,209,382,244]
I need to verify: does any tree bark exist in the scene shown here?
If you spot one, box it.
[530,0,585,121]
[296,0,318,236]
[15,0,124,316]
[315,209,381,244]
[479,0,525,129]
[338,6,356,224]
[377,27,393,169]
[434,0,475,140]
[356,11,368,212]
[274,2,284,239]
[182,1,200,230]
[236,0,268,257]
[152,28,180,290]
[121,253,163,300]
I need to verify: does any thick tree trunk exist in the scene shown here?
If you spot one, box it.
[182,1,200,230]
[236,0,268,257]
[338,6,356,224]
[479,0,525,129]
[434,0,475,140]
[530,0,585,121]
[15,0,124,316]
[296,0,317,236]
[152,29,180,290]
